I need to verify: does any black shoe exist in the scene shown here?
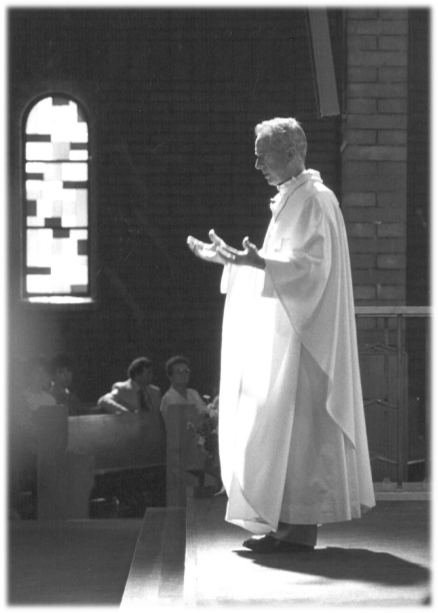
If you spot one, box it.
[242,534,314,554]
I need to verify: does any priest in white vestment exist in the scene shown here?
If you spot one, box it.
[187,117,375,553]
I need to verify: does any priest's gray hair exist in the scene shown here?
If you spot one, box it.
[255,118,308,162]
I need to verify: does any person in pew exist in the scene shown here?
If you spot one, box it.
[20,355,56,414]
[160,356,211,488]
[97,356,161,414]
[49,353,88,416]
[160,355,207,424]
[9,356,56,518]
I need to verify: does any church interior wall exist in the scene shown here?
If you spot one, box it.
[7,8,343,403]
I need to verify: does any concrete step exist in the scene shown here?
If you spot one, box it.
[121,506,186,606]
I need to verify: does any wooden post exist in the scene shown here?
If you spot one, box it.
[424,317,431,481]
[396,315,406,487]
[165,405,205,507]
[34,405,94,519]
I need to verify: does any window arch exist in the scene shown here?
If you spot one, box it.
[23,95,92,304]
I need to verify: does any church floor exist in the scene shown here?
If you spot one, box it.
[7,518,142,606]
[7,495,431,607]
[186,495,431,607]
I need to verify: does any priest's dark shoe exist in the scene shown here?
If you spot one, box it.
[242,534,314,553]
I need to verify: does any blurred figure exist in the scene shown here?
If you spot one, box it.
[21,356,56,414]
[49,353,87,416]
[97,356,161,414]
[160,355,206,425]
[9,356,55,518]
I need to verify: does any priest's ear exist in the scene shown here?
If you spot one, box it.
[286,146,295,159]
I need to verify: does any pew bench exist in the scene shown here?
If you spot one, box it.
[68,411,167,516]
[15,406,167,519]
[16,404,217,519]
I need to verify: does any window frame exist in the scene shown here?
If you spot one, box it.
[20,92,97,308]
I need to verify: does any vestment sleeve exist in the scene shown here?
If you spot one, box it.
[264,194,332,333]
[220,263,232,294]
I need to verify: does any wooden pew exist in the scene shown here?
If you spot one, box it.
[30,407,167,519]
[68,411,167,514]
[68,411,166,474]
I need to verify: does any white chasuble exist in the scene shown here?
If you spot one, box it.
[218,169,375,534]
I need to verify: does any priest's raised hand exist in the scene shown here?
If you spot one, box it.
[187,229,265,270]
[217,235,266,270]
[187,229,228,265]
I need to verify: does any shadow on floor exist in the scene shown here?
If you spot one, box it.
[235,546,430,587]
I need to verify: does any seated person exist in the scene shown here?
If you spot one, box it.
[160,355,206,424]
[21,355,56,414]
[160,356,209,486]
[97,356,161,414]
[10,356,56,517]
[49,353,88,416]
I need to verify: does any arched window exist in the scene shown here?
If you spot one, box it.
[23,95,92,304]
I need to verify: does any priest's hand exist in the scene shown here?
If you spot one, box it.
[217,236,266,270]
[187,229,228,265]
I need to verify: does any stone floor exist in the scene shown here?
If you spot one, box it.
[8,491,432,607]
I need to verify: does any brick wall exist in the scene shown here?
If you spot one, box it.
[342,9,409,317]
[342,8,430,410]
[405,10,430,406]
[406,9,430,306]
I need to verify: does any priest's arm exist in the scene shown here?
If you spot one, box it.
[187,195,333,331]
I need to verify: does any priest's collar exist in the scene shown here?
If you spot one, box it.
[270,169,322,214]
[276,168,321,192]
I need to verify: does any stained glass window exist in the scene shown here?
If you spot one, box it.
[24,96,91,303]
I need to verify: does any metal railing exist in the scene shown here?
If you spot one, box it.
[355,306,432,487]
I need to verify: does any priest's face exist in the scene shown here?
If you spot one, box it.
[255,134,293,186]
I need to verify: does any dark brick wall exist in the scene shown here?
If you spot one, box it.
[8,8,343,402]
[405,9,430,408]
[406,9,430,307]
